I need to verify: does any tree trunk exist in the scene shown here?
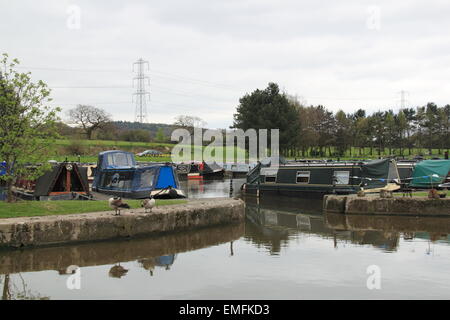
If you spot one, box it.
[6,179,14,203]
[86,128,93,140]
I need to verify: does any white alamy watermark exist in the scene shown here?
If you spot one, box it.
[366,5,381,31]
[66,265,81,290]
[366,265,381,290]
[171,128,280,167]
[66,4,82,30]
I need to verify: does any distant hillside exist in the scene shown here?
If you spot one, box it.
[113,121,175,136]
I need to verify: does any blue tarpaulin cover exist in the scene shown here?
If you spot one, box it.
[155,166,177,189]
[0,161,6,176]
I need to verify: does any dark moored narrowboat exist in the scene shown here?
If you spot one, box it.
[199,161,225,179]
[177,161,225,179]
[13,162,90,200]
[242,158,400,198]
[92,150,185,199]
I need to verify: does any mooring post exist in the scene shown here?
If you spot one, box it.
[229,177,234,197]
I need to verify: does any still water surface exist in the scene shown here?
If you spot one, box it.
[1,178,450,299]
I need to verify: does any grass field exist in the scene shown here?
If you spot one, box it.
[284,146,449,160]
[52,155,172,163]
[52,138,249,163]
[49,138,450,164]
[393,190,450,197]
[54,139,175,148]
[0,199,187,219]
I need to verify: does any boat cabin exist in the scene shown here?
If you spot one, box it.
[92,150,185,199]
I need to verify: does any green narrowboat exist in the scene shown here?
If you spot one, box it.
[242,158,400,198]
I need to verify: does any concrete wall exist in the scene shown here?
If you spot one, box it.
[324,195,450,216]
[0,198,244,249]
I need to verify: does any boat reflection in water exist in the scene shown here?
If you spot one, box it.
[325,212,450,249]
[139,254,177,276]
[244,196,450,253]
[0,223,244,280]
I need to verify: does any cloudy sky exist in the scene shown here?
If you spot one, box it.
[2,0,450,128]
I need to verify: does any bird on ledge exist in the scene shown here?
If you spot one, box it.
[109,197,130,216]
[141,196,156,213]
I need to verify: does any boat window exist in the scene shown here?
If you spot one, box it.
[139,169,156,189]
[334,171,350,185]
[100,171,133,190]
[265,175,276,183]
[106,153,134,167]
[296,171,310,183]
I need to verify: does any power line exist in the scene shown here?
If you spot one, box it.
[20,65,408,106]
[50,86,131,89]
[18,65,244,91]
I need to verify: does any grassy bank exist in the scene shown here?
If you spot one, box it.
[0,199,187,219]
[393,190,450,197]
[52,155,172,163]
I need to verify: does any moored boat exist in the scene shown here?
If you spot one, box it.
[13,162,90,200]
[92,150,185,199]
[242,158,401,198]
[176,161,225,179]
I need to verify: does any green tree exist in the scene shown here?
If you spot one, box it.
[120,129,151,142]
[232,83,301,154]
[396,110,408,156]
[333,110,351,157]
[384,110,396,155]
[155,127,167,143]
[0,53,60,202]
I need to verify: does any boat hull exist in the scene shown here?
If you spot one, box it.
[242,183,357,198]
[92,187,186,199]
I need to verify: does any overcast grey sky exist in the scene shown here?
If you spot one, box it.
[2,0,450,128]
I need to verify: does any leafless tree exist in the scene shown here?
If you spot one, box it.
[67,105,112,140]
[173,115,207,134]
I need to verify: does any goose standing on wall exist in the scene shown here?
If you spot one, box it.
[109,197,130,216]
[141,196,156,213]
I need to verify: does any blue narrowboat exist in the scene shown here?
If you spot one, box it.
[92,150,185,199]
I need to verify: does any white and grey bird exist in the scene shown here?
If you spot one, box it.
[141,196,156,213]
[109,197,130,216]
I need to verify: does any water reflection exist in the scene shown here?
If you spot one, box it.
[325,212,450,252]
[139,254,177,275]
[109,264,129,278]
[179,178,245,199]
[244,196,450,253]
[0,223,244,277]
[3,179,450,299]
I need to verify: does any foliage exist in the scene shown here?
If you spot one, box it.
[64,139,87,155]
[233,83,450,159]
[0,53,60,201]
[120,129,151,143]
[232,82,301,151]
[155,127,167,143]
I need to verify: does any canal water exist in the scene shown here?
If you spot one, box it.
[1,178,450,299]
